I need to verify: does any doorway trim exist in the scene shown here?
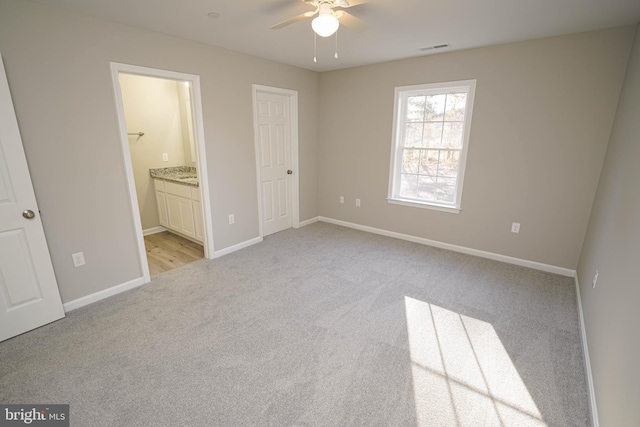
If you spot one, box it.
[110,62,214,283]
[252,84,300,238]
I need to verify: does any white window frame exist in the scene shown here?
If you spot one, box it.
[388,79,476,213]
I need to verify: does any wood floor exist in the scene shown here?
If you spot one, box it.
[144,231,204,276]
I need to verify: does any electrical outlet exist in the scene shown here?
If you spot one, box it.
[511,222,520,233]
[592,270,599,288]
[355,198,361,207]
[162,153,169,162]
[228,214,235,225]
[72,252,85,267]
[340,196,344,204]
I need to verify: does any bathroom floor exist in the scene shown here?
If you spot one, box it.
[144,231,204,276]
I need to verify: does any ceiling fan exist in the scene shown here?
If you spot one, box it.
[271,0,370,37]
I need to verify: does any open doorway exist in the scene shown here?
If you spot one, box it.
[110,63,214,281]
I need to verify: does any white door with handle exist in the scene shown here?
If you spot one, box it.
[0,54,65,342]
[256,91,293,236]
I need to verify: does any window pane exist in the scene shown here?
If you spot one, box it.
[418,176,436,201]
[424,122,443,148]
[436,177,457,203]
[404,123,424,147]
[444,93,467,121]
[438,150,460,177]
[407,96,425,122]
[425,94,446,121]
[391,81,474,209]
[400,174,418,198]
[442,122,463,148]
[402,149,420,173]
[419,150,439,175]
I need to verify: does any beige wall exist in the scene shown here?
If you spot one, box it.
[317,26,635,269]
[1,0,639,422]
[577,24,640,426]
[0,0,319,303]
[120,74,187,231]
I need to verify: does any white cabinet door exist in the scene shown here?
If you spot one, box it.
[191,187,203,242]
[178,196,195,238]
[0,54,64,342]
[166,193,182,233]
[166,194,195,238]
[192,200,203,242]
[153,179,168,228]
[155,191,169,227]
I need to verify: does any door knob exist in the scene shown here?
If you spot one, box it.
[287,170,293,175]
[22,210,36,219]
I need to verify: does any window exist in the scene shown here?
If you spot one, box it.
[388,80,476,213]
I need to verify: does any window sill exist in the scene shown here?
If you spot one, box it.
[387,198,461,214]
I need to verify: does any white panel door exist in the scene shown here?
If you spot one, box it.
[0,54,64,342]
[256,92,291,236]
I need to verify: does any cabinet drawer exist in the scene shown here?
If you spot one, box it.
[164,181,192,198]
[153,179,165,192]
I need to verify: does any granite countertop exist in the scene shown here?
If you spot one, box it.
[149,166,199,187]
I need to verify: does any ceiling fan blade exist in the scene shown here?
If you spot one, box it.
[262,0,297,14]
[338,0,369,8]
[336,10,369,32]
[270,11,315,29]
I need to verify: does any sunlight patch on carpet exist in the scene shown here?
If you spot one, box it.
[405,296,547,427]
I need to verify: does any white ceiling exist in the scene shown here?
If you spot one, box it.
[33,0,640,72]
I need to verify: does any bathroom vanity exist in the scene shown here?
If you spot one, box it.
[150,167,203,244]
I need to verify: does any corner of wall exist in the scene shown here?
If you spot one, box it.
[574,274,600,427]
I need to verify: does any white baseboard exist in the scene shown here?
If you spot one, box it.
[298,216,320,228]
[317,216,576,277]
[213,236,263,259]
[574,274,599,427]
[143,226,166,236]
[63,236,262,311]
[63,276,147,312]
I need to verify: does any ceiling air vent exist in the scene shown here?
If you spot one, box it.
[420,44,449,51]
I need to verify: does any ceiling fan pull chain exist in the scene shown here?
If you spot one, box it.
[335,28,339,59]
[314,32,317,63]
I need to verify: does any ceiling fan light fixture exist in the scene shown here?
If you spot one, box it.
[312,13,339,37]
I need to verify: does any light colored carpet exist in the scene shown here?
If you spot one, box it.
[0,222,590,426]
